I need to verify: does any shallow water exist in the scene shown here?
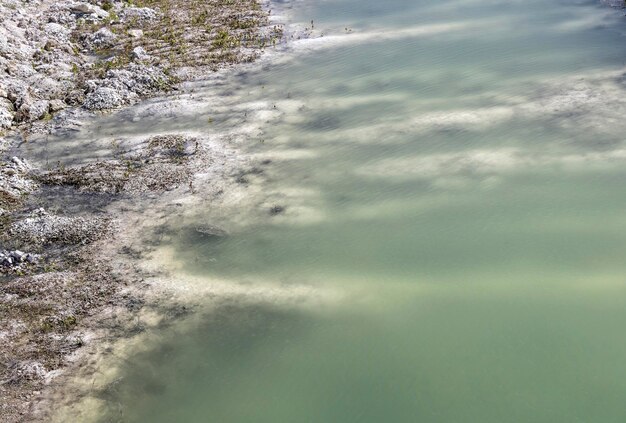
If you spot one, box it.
[83,0,626,421]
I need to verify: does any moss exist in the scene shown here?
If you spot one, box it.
[101,0,114,11]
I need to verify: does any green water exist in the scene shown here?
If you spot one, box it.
[96,0,626,421]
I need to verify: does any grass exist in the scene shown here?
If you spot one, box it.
[74,0,283,78]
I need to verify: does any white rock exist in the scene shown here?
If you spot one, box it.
[128,29,143,39]
[17,99,49,121]
[49,99,66,112]
[84,87,123,110]
[44,22,70,41]
[70,3,109,19]
[0,98,14,128]
[132,46,150,61]
[89,27,117,48]
[121,7,160,23]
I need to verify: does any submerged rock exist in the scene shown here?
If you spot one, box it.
[601,0,626,7]
[180,224,229,245]
[270,205,286,215]
[194,224,228,238]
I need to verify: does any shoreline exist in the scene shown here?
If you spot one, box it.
[0,1,305,420]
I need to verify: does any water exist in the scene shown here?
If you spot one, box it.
[86,0,626,421]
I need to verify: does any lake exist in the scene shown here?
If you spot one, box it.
[85,0,626,421]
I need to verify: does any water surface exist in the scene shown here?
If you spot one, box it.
[91,0,626,421]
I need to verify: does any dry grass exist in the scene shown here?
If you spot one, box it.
[0,243,145,423]
[126,0,282,68]
[75,0,283,82]
[36,135,199,194]
[0,258,117,386]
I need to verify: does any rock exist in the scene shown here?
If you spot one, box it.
[0,155,36,205]
[121,7,160,23]
[43,22,70,42]
[83,87,123,110]
[0,97,14,128]
[0,249,39,268]
[70,3,109,19]
[0,33,10,56]
[132,46,150,61]
[49,99,66,112]
[14,361,48,381]
[81,63,171,110]
[11,156,31,172]
[11,250,25,260]
[70,3,94,14]
[25,253,38,263]
[89,27,117,48]
[270,205,286,215]
[195,224,228,238]
[128,29,144,39]
[15,99,49,122]
[6,88,20,104]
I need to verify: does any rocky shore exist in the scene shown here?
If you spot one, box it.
[0,0,284,421]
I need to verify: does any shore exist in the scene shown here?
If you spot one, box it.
[0,1,291,420]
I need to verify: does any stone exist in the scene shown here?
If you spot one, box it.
[270,205,286,215]
[89,27,117,48]
[15,99,49,122]
[121,7,160,23]
[70,3,109,19]
[43,22,70,41]
[49,99,66,112]
[70,3,94,14]
[128,29,144,39]
[0,97,14,128]
[10,156,29,169]
[132,46,150,61]
[25,253,38,263]
[83,87,123,110]
[194,224,228,238]
[12,250,25,257]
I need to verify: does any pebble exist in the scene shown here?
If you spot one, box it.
[0,249,39,268]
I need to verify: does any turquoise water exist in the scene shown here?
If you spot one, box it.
[95,0,626,421]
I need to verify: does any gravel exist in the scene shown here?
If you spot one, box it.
[9,208,111,246]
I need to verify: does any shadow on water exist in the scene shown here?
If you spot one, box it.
[95,303,315,423]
